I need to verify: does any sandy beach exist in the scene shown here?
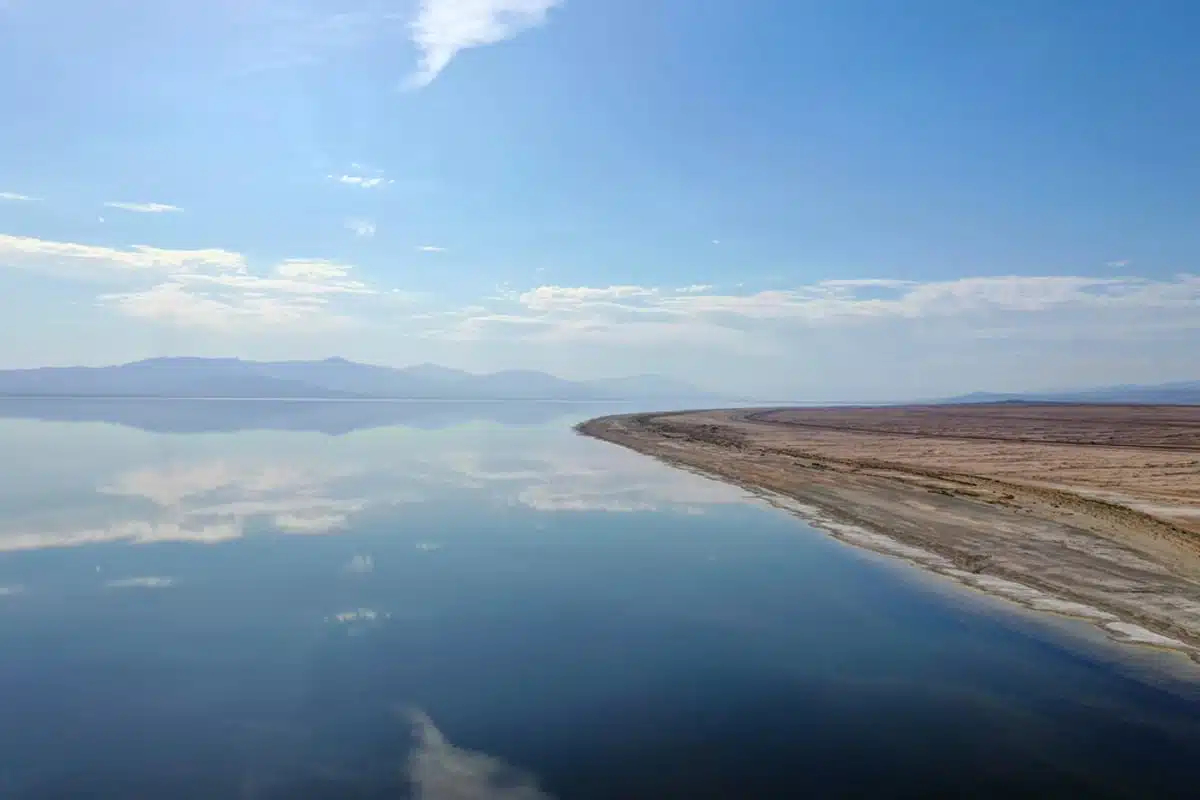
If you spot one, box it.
[579,404,1200,661]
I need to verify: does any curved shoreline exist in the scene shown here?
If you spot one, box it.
[578,408,1200,664]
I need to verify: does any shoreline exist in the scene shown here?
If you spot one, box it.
[578,408,1200,664]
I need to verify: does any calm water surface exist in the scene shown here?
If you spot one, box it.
[0,400,1198,798]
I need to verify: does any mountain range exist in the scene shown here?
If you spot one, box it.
[0,357,720,401]
[945,380,1200,406]
[0,358,1192,405]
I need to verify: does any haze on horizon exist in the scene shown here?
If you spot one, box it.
[1,0,1197,403]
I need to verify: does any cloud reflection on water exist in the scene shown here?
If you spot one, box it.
[0,402,748,553]
[105,576,175,589]
[407,709,554,800]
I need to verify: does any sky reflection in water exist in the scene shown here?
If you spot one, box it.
[0,400,1198,799]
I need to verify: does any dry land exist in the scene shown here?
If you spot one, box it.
[578,404,1200,661]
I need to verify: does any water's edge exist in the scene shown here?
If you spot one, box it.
[576,417,1200,668]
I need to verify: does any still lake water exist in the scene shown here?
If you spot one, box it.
[0,400,1198,798]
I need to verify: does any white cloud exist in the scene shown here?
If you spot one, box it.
[330,173,391,189]
[430,274,1200,347]
[407,0,564,88]
[1106,259,1131,268]
[416,245,447,253]
[518,285,657,311]
[101,280,351,331]
[0,232,379,330]
[104,201,184,213]
[272,258,356,283]
[0,191,34,202]
[171,260,372,295]
[346,218,377,238]
[817,278,915,289]
[533,275,1200,321]
[0,233,245,278]
[101,282,311,329]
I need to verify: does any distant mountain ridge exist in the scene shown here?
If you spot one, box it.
[0,358,721,401]
[945,380,1200,406]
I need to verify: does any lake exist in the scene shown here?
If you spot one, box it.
[0,400,1198,799]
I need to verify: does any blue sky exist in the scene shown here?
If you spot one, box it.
[1,0,1197,400]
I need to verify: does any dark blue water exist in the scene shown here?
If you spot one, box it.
[0,400,1197,799]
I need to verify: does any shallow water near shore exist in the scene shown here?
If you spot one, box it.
[0,400,1198,798]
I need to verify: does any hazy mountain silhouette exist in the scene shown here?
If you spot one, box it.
[0,358,720,401]
[945,381,1200,405]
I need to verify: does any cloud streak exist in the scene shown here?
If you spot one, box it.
[518,276,1200,321]
[408,0,563,87]
[0,191,34,202]
[330,173,391,189]
[427,274,1200,345]
[0,234,245,277]
[103,257,373,331]
[104,201,184,213]
[0,233,374,330]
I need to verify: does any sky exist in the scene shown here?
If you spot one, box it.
[0,0,1197,401]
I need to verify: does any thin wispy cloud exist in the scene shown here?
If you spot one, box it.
[104,201,183,213]
[0,233,246,277]
[346,218,377,238]
[408,0,564,88]
[511,276,1200,320]
[105,258,373,330]
[428,274,1200,347]
[519,285,656,311]
[0,191,34,202]
[416,244,447,253]
[329,173,391,189]
[0,233,376,331]
[1106,259,1131,268]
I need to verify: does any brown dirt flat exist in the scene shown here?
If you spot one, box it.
[744,404,1200,539]
[579,404,1200,661]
